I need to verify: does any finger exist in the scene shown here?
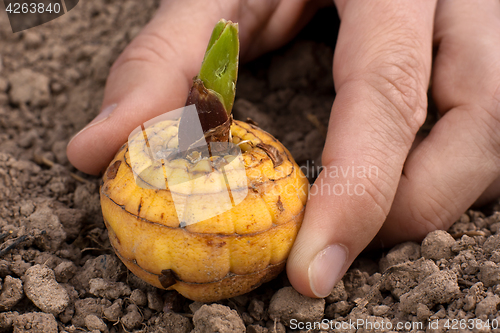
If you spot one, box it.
[287,0,436,297]
[477,175,500,206]
[67,0,324,175]
[66,0,228,174]
[378,0,500,245]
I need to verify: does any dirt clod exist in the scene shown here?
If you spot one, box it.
[88,278,131,300]
[268,286,325,326]
[421,230,456,260]
[400,270,461,314]
[193,304,246,333]
[22,264,69,315]
[84,314,108,332]
[0,275,23,311]
[146,312,193,333]
[13,312,58,333]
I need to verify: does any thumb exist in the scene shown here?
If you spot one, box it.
[66,1,233,175]
[287,0,436,298]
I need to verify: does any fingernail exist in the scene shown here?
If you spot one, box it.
[308,244,348,298]
[68,104,118,145]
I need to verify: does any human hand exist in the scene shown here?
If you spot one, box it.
[66,0,324,174]
[287,0,500,298]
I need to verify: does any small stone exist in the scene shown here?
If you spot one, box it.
[0,276,24,311]
[475,295,500,317]
[85,314,107,332]
[121,304,143,330]
[268,287,325,326]
[89,278,131,300]
[478,261,500,287]
[372,305,390,316]
[23,264,69,315]
[325,280,347,303]
[421,230,455,260]
[130,289,148,307]
[13,312,58,333]
[103,299,123,322]
[192,304,245,333]
[54,261,77,283]
[248,299,265,321]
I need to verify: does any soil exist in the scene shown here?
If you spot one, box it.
[1,1,500,333]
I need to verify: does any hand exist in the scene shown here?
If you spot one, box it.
[66,0,324,174]
[287,0,500,298]
[67,0,500,300]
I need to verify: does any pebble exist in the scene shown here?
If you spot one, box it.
[421,230,456,260]
[23,264,69,315]
[268,287,325,326]
[0,276,24,311]
[192,304,245,333]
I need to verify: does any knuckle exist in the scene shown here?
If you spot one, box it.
[364,43,429,141]
[408,190,456,233]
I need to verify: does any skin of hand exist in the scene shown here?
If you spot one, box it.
[67,0,500,299]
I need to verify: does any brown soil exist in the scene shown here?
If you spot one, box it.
[1,1,500,333]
